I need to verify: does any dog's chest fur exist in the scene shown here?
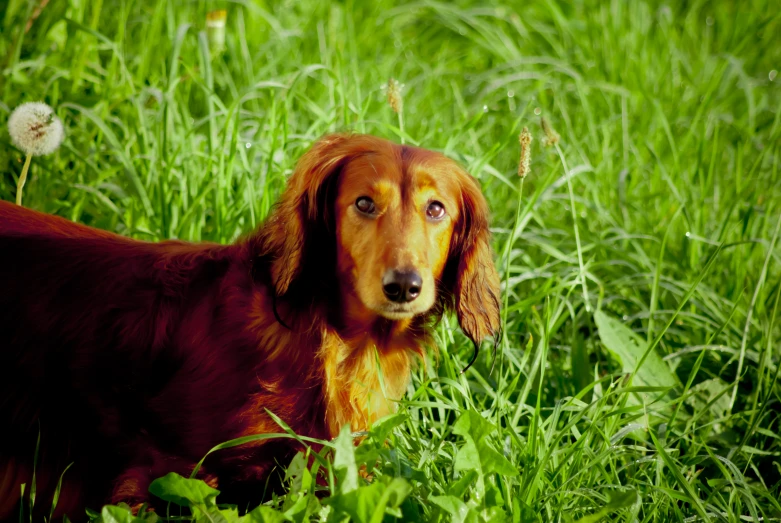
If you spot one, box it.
[238,284,419,444]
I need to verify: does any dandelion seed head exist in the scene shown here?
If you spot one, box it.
[518,127,532,178]
[8,102,64,156]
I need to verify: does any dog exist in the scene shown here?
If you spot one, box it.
[0,133,500,519]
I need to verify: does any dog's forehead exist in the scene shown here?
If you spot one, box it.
[341,145,458,196]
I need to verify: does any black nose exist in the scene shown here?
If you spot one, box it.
[382,270,422,303]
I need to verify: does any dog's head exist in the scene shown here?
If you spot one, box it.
[260,134,500,357]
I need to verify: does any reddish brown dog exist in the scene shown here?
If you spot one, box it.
[0,134,500,519]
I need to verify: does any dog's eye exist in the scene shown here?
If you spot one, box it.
[426,201,446,220]
[355,196,376,215]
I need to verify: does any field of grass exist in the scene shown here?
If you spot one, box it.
[2,0,781,521]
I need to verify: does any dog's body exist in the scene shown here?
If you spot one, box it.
[0,134,500,519]
[0,210,328,517]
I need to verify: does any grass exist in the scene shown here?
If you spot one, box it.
[2,0,781,521]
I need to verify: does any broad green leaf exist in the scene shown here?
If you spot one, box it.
[453,409,494,441]
[430,495,469,523]
[454,438,481,473]
[686,378,730,420]
[332,424,359,493]
[282,492,318,523]
[482,506,511,523]
[476,444,517,477]
[284,452,312,495]
[325,477,411,523]
[326,481,383,523]
[453,410,518,477]
[594,311,679,389]
[207,507,240,523]
[148,472,219,508]
[99,505,141,523]
[368,413,407,443]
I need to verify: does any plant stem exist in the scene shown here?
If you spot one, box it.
[501,177,526,326]
[16,154,32,206]
[495,176,526,400]
[554,143,591,312]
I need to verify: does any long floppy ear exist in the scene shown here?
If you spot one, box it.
[258,133,371,297]
[258,133,352,296]
[447,169,501,369]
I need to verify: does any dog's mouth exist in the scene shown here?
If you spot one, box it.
[375,303,427,321]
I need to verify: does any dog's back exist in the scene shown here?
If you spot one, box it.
[0,201,244,518]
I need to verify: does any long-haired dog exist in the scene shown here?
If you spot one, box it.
[0,133,500,519]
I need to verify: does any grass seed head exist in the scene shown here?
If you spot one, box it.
[8,101,64,156]
[518,127,533,178]
[387,78,403,114]
[540,116,560,147]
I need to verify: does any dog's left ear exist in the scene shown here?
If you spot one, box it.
[446,169,501,354]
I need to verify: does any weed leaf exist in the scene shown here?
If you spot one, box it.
[148,472,218,509]
[594,310,679,389]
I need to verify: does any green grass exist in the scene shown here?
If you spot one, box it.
[2,0,781,521]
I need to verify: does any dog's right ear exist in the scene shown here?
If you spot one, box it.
[258,133,356,296]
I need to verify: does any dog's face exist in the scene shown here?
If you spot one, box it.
[334,148,458,320]
[263,134,500,350]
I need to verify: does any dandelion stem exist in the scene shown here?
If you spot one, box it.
[554,142,591,312]
[16,154,32,206]
[398,112,405,145]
